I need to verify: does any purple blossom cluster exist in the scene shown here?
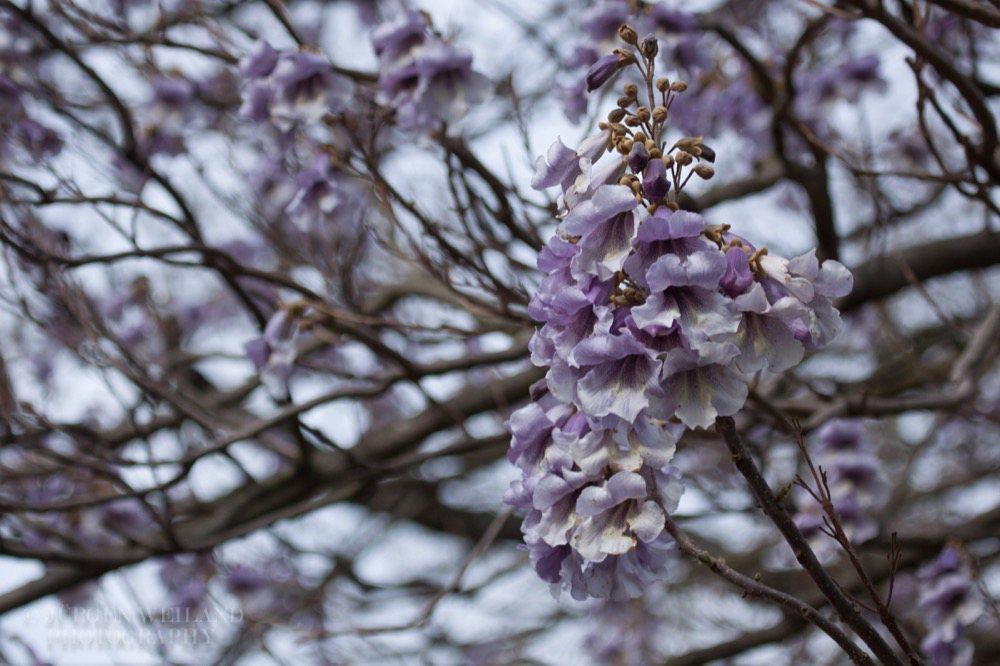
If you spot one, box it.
[371,10,490,132]
[917,546,984,666]
[794,420,887,556]
[238,41,353,131]
[507,28,853,598]
[0,73,63,161]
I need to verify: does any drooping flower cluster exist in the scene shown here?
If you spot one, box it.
[917,546,983,666]
[794,420,888,556]
[371,10,490,132]
[506,26,853,599]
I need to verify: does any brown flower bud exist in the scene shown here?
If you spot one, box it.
[618,24,639,46]
[644,139,657,152]
[669,80,688,93]
[649,147,662,159]
[624,115,643,127]
[652,106,668,123]
[675,151,693,166]
[608,108,627,123]
[617,95,634,109]
[675,136,704,152]
[639,36,659,59]
[616,49,638,67]
[635,106,651,122]
[662,154,674,168]
[694,164,715,180]
[632,131,647,144]
[623,83,639,98]
[656,78,670,93]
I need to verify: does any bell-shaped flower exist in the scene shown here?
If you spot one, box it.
[659,342,747,429]
[563,185,639,280]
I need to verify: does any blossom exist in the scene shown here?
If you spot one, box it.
[917,546,983,666]
[510,31,853,596]
[373,12,490,133]
[245,306,303,396]
[793,420,887,556]
[238,42,353,131]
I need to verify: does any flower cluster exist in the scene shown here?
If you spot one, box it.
[507,26,853,599]
[239,41,353,131]
[917,546,983,666]
[0,73,63,161]
[371,10,490,132]
[794,420,887,556]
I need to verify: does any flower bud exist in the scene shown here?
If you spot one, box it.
[649,147,662,159]
[627,140,649,173]
[623,83,639,98]
[669,80,688,92]
[639,36,659,59]
[586,53,622,92]
[661,154,674,168]
[694,164,715,179]
[616,49,638,67]
[635,106,651,122]
[625,115,642,127]
[675,150,693,166]
[617,95,634,109]
[642,158,671,201]
[656,78,670,92]
[618,24,639,46]
[652,106,668,123]
[675,136,704,152]
[699,144,716,163]
[632,131,647,144]
[608,108,627,123]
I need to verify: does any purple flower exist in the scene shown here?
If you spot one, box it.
[371,9,427,63]
[15,118,62,158]
[642,159,671,202]
[627,141,650,173]
[239,40,279,79]
[651,5,697,34]
[377,43,490,132]
[238,45,353,131]
[580,1,630,42]
[917,546,983,666]
[245,306,303,396]
[586,53,622,92]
